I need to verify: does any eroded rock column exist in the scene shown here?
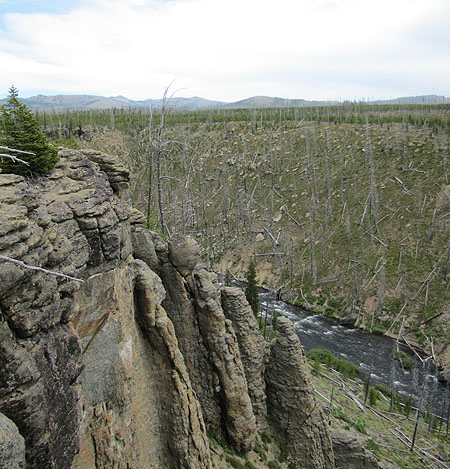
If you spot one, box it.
[266,317,335,469]
[134,259,211,469]
[163,234,257,453]
[221,286,268,429]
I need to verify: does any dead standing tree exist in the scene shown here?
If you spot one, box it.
[150,83,181,236]
[155,87,170,235]
[146,107,154,227]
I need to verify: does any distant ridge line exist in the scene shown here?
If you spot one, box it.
[1,93,449,111]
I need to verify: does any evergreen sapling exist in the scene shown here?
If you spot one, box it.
[0,86,58,175]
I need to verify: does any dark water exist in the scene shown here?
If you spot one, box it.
[228,280,450,416]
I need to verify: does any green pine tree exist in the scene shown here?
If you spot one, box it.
[0,85,58,175]
[224,269,233,286]
[245,259,259,317]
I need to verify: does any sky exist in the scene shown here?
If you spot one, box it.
[0,0,449,102]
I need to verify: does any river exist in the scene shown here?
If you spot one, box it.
[231,281,450,417]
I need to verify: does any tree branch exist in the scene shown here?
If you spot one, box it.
[0,255,84,282]
[0,146,34,166]
[0,146,35,155]
[0,153,30,165]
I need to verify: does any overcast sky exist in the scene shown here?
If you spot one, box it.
[0,0,449,102]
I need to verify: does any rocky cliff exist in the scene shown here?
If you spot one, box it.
[0,149,339,468]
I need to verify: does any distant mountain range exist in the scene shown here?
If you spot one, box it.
[1,93,448,111]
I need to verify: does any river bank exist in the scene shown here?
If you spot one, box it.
[224,275,450,417]
[217,251,450,383]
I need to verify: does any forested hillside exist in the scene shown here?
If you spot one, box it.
[37,103,450,373]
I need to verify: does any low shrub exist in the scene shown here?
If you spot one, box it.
[226,455,244,468]
[268,461,281,469]
[332,407,352,425]
[307,348,336,366]
[307,348,360,378]
[273,435,289,463]
[365,439,382,460]
[353,417,367,434]
[375,383,391,397]
[368,387,380,406]
[333,407,366,433]
[328,298,342,309]
[254,442,266,461]
[311,358,322,375]
[336,358,360,379]
[393,350,413,370]
[317,295,326,305]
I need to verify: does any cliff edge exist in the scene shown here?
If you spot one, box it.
[0,149,337,468]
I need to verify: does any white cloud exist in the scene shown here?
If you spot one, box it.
[0,0,449,101]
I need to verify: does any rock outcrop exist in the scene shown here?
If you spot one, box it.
[266,317,335,469]
[0,412,26,469]
[154,234,225,440]
[159,234,257,453]
[0,148,336,468]
[0,149,211,468]
[189,266,256,453]
[221,287,268,429]
[331,429,380,469]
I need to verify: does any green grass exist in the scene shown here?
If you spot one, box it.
[253,441,267,461]
[365,439,382,461]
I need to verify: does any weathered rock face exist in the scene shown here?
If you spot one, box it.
[0,148,338,469]
[0,150,211,469]
[0,412,26,469]
[159,234,257,453]
[0,320,82,468]
[133,260,210,468]
[221,287,268,429]
[0,151,113,467]
[155,237,223,438]
[132,227,159,271]
[189,266,256,453]
[266,317,335,469]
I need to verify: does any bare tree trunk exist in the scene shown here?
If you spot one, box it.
[155,85,176,236]
[366,118,380,234]
[146,107,154,227]
[339,149,344,205]
[377,254,386,317]
[446,390,450,438]
[269,136,274,225]
[309,222,317,287]
[411,363,430,451]
[289,243,294,289]
[410,408,420,451]
[156,141,166,234]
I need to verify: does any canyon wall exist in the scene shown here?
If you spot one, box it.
[0,149,336,468]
